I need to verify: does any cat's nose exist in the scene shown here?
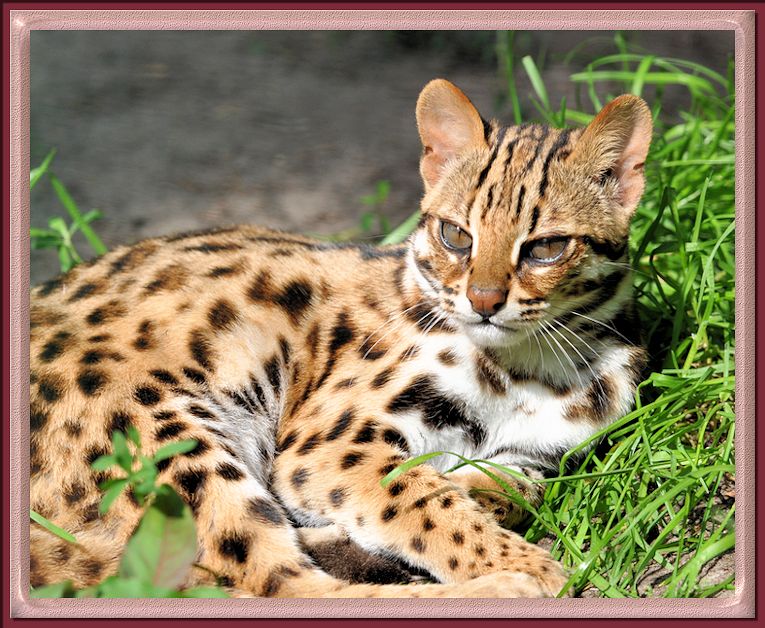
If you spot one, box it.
[467,285,508,318]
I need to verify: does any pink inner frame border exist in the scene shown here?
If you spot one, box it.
[8,8,755,619]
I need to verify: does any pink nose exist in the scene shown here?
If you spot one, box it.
[467,285,507,317]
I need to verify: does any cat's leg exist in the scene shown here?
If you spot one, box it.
[272,438,568,596]
[446,463,546,529]
[166,435,554,598]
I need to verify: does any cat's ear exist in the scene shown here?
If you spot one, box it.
[416,79,488,190]
[570,94,653,216]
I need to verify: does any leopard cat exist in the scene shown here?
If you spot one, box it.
[29,79,651,598]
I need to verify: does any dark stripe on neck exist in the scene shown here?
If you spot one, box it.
[538,129,572,199]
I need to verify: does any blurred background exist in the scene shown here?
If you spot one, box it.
[30,30,733,285]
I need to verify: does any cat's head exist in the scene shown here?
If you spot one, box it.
[408,79,652,350]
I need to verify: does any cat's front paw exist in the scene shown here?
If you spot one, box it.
[457,466,546,529]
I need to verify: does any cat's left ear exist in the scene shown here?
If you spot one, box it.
[416,79,488,191]
[570,94,653,216]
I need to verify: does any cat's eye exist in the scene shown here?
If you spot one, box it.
[440,221,473,252]
[526,237,570,264]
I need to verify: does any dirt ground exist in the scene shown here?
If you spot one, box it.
[29,30,733,284]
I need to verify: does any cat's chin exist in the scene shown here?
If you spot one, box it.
[460,321,525,349]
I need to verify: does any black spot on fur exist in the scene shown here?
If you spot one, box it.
[79,558,104,581]
[329,487,347,507]
[371,367,394,389]
[77,369,108,397]
[314,312,356,389]
[410,537,426,553]
[134,385,162,406]
[53,543,72,564]
[278,430,299,451]
[448,557,459,570]
[441,496,454,509]
[39,331,72,363]
[265,354,281,393]
[358,337,387,360]
[208,299,239,331]
[108,411,132,437]
[216,462,244,481]
[291,467,310,489]
[452,531,465,545]
[64,482,86,505]
[188,403,216,419]
[155,421,186,441]
[341,451,366,469]
[248,497,286,526]
[279,336,291,364]
[388,482,404,497]
[387,376,481,444]
[81,502,100,523]
[326,409,355,441]
[37,276,64,297]
[150,369,179,385]
[381,506,398,522]
[184,439,210,458]
[260,564,301,597]
[352,421,377,444]
[85,300,127,326]
[382,429,409,453]
[174,468,207,511]
[153,410,176,421]
[297,432,322,456]
[30,405,49,432]
[188,329,215,371]
[423,518,436,531]
[182,367,207,385]
[37,374,64,403]
[219,534,250,563]
[63,420,82,437]
[275,280,314,325]
[68,281,102,302]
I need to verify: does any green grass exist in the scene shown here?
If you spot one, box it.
[388,36,735,598]
[520,39,735,599]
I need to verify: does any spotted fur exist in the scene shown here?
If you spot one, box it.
[29,79,651,598]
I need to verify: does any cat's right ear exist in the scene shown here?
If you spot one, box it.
[416,79,487,191]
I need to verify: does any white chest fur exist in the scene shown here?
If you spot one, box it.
[385,334,624,472]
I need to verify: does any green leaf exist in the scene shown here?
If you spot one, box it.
[111,431,132,472]
[99,479,129,514]
[380,451,450,487]
[126,425,142,448]
[30,148,57,190]
[118,485,197,589]
[30,580,77,598]
[380,210,419,245]
[30,510,77,544]
[90,454,117,472]
[521,55,551,112]
[179,586,230,598]
[95,575,172,598]
[152,439,199,463]
[49,174,108,255]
